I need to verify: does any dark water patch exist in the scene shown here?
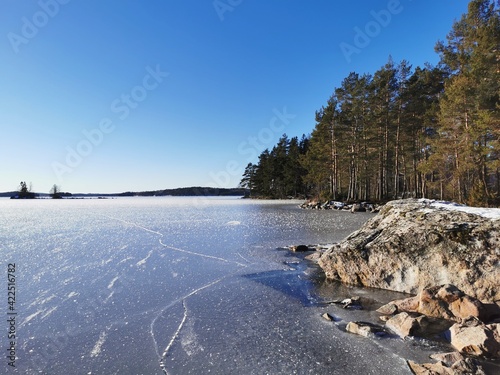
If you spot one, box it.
[243,259,321,307]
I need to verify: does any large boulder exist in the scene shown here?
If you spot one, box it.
[385,312,430,338]
[447,318,500,358]
[318,199,500,302]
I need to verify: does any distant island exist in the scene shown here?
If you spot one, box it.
[118,186,248,197]
[1,186,248,199]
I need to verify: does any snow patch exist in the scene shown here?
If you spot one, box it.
[108,276,119,289]
[103,291,114,304]
[136,250,153,266]
[41,306,58,319]
[117,256,134,265]
[418,199,500,219]
[90,331,107,358]
[21,310,43,326]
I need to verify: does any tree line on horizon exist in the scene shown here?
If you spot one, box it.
[240,0,500,206]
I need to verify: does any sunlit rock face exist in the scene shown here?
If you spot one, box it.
[318,199,500,302]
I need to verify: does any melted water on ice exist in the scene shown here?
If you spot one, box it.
[0,197,453,374]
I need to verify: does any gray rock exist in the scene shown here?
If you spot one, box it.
[318,199,500,303]
[376,303,398,315]
[350,203,366,213]
[291,245,310,252]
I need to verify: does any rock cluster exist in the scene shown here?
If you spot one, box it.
[376,285,500,358]
[321,285,500,373]
[300,200,381,212]
[407,353,487,375]
[377,284,500,323]
[318,199,500,302]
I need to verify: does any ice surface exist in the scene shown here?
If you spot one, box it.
[0,197,456,374]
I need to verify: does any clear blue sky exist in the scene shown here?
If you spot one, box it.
[0,0,471,193]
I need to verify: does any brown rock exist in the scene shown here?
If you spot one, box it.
[321,312,334,322]
[448,319,500,358]
[407,356,486,375]
[435,284,464,303]
[395,296,420,312]
[429,352,465,366]
[376,303,398,315]
[379,285,490,323]
[449,358,486,374]
[407,360,454,375]
[448,295,483,320]
[385,312,429,338]
[346,321,386,338]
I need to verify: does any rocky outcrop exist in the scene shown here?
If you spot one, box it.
[318,199,500,302]
[376,286,500,360]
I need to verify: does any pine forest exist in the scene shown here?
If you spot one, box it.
[240,0,500,206]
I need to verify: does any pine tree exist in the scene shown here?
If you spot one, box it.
[434,0,500,204]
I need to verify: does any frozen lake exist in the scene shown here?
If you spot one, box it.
[1,197,451,374]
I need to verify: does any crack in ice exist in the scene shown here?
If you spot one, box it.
[159,300,188,374]
[150,275,236,375]
[100,214,248,267]
[158,239,247,267]
[90,329,108,358]
[98,213,250,374]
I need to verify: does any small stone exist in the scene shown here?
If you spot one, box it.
[346,321,386,338]
[429,352,464,366]
[376,303,398,315]
[321,313,334,322]
[305,252,321,262]
[385,312,429,338]
[341,297,363,310]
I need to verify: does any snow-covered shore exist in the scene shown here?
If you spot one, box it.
[419,198,500,220]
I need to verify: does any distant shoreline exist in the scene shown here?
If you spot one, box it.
[0,186,249,199]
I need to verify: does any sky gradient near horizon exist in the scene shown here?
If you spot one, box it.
[0,0,471,193]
